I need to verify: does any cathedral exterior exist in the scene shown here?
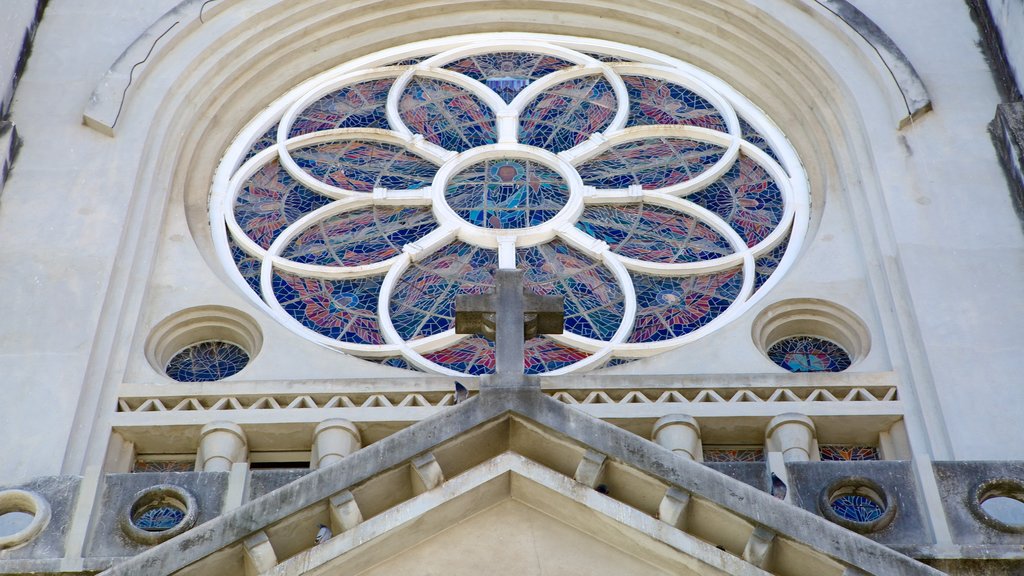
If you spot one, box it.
[0,1,1022,574]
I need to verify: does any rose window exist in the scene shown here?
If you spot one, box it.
[211,35,808,376]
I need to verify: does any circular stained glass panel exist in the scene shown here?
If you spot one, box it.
[829,494,885,523]
[132,504,186,532]
[165,341,250,382]
[213,34,808,376]
[767,336,851,373]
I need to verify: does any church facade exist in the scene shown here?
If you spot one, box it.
[0,1,1022,574]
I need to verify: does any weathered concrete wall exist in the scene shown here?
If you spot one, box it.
[989,0,1024,97]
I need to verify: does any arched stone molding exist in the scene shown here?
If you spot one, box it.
[83,0,930,136]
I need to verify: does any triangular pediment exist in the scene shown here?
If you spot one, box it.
[103,388,942,576]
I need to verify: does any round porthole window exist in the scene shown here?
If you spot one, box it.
[969,479,1024,533]
[165,340,250,382]
[767,335,851,373]
[121,485,197,545]
[818,477,896,533]
[0,490,51,550]
[211,33,810,375]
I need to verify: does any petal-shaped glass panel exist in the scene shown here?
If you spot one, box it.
[398,77,498,152]
[243,123,278,163]
[753,233,789,291]
[229,237,262,294]
[519,241,625,341]
[686,154,784,247]
[273,270,386,345]
[443,52,575,103]
[282,206,437,267]
[576,203,733,263]
[628,268,743,343]
[289,79,393,137]
[234,161,334,249]
[622,75,726,131]
[739,117,782,164]
[577,138,726,190]
[423,335,589,375]
[290,140,437,192]
[365,356,423,371]
[519,75,617,152]
[389,242,498,341]
[445,159,569,229]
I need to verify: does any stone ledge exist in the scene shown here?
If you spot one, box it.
[991,102,1024,223]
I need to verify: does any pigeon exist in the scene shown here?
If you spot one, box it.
[770,472,788,500]
[454,381,470,404]
[314,523,332,545]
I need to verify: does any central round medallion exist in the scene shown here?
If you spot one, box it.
[444,158,569,229]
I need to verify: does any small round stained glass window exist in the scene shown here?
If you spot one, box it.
[212,34,809,375]
[767,336,851,373]
[165,341,249,382]
[132,504,186,532]
[829,494,885,523]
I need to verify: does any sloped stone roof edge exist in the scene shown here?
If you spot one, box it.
[100,388,943,576]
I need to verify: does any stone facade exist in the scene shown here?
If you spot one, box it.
[0,1,1023,574]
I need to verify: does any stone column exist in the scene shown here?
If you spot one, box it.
[312,419,362,469]
[197,421,248,472]
[766,413,816,462]
[652,414,702,461]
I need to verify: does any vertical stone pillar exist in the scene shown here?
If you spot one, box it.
[197,421,248,472]
[312,419,362,469]
[766,413,816,462]
[652,414,702,461]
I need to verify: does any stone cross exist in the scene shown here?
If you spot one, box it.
[455,269,564,385]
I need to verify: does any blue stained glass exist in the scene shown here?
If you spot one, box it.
[754,234,789,291]
[576,138,726,190]
[520,75,617,152]
[367,356,423,371]
[389,242,498,341]
[165,341,249,382]
[273,271,386,345]
[739,117,782,165]
[443,52,574,103]
[291,140,437,192]
[243,123,278,163]
[629,269,743,343]
[289,79,392,137]
[767,336,851,373]
[133,505,186,532]
[576,204,733,263]
[686,155,784,247]
[445,159,569,229]
[830,495,885,523]
[623,75,727,132]
[602,357,636,368]
[399,77,498,152]
[518,241,625,341]
[423,335,588,375]
[282,206,437,267]
[234,161,333,249]
[229,238,262,295]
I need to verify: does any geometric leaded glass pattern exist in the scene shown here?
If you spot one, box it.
[212,34,807,376]
[133,460,195,473]
[164,341,249,382]
[818,445,880,461]
[702,448,765,463]
[829,494,885,523]
[767,336,851,373]
[132,505,186,532]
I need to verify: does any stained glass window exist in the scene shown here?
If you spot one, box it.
[818,445,880,461]
[829,494,885,523]
[132,505,186,532]
[702,448,765,463]
[768,336,852,373]
[133,460,195,473]
[214,35,807,376]
[165,341,249,382]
